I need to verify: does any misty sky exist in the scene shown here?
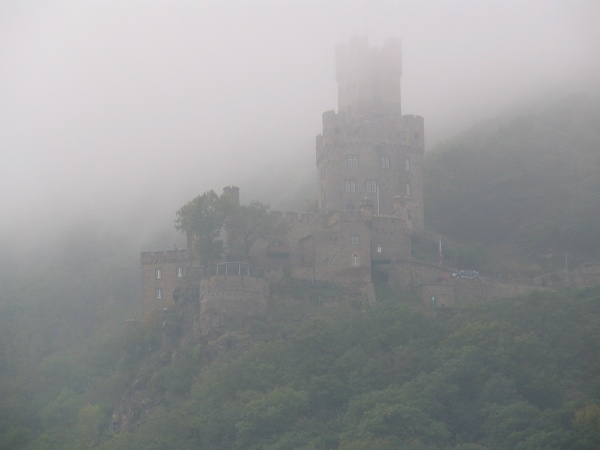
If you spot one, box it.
[2,0,599,239]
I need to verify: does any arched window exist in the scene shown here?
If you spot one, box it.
[345,180,356,193]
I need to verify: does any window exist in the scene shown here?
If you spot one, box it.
[352,253,359,266]
[177,267,184,278]
[405,182,411,197]
[351,235,360,245]
[345,180,356,193]
[366,180,377,194]
[405,158,410,172]
[155,288,163,299]
[347,155,358,168]
[155,268,162,279]
[377,245,382,253]
[380,155,390,169]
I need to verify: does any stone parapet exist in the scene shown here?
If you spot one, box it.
[141,249,192,265]
[199,275,269,331]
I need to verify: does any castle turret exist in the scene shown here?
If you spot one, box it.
[222,185,240,207]
[335,36,402,119]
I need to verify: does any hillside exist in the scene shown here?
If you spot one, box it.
[1,92,600,449]
[424,93,600,272]
[3,277,598,449]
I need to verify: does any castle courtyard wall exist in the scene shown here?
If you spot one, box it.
[199,275,269,330]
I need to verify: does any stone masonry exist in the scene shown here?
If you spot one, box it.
[140,37,427,322]
[316,36,425,231]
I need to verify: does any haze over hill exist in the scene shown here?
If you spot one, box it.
[2,0,600,247]
[424,92,600,272]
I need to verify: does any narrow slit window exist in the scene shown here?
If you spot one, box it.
[381,156,390,169]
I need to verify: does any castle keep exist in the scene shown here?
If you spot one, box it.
[317,37,424,230]
[141,37,426,322]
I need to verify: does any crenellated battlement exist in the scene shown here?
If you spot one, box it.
[141,249,192,265]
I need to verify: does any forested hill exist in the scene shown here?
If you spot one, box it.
[424,92,600,266]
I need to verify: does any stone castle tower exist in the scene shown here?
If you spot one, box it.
[316,37,425,230]
[140,37,428,323]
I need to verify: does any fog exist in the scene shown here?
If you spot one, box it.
[2,0,599,245]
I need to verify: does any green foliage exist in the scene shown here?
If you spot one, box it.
[226,201,278,260]
[424,93,600,263]
[235,387,309,447]
[2,206,600,450]
[95,285,599,449]
[175,190,282,265]
[175,189,225,265]
[40,388,82,432]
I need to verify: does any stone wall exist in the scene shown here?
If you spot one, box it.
[141,249,197,321]
[199,275,269,332]
[371,216,411,262]
[388,259,451,289]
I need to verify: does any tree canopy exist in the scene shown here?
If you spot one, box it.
[175,190,226,265]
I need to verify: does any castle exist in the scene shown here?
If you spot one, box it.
[141,37,438,322]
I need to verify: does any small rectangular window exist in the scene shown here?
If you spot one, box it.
[177,267,184,278]
[405,182,411,197]
[155,268,162,279]
[347,155,358,168]
[380,156,390,169]
[351,235,360,245]
[345,180,356,193]
[377,245,382,253]
[155,288,163,299]
[366,180,377,194]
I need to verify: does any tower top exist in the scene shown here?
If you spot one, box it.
[335,37,402,119]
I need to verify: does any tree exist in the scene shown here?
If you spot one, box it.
[226,202,277,261]
[175,190,225,266]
